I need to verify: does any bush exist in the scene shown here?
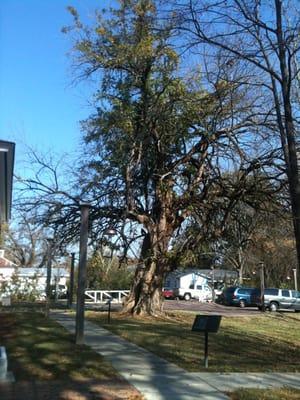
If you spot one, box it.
[0,270,44,302]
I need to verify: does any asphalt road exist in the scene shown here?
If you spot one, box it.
[163,299,262,316]
[82,299,263,316]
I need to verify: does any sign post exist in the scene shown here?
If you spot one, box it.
[192,315,222,368]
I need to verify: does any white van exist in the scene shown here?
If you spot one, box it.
[174,283,212,301]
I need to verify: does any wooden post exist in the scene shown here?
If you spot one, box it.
[68,253,75,308]
[75,204,90,345]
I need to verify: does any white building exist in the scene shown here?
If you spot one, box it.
[164,270,208,289]
[164,269,238,289]
[0,267,69,289]
[0,249,69,296]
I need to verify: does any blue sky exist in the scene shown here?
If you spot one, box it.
[0,0,110,170]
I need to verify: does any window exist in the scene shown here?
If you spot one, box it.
[282,290,290,297]
[238,289,247,294]
[265,289,279,296]
[291,291,299,298]
[189,284,194,289]
[196,285,203,290]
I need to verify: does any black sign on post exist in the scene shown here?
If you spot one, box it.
[192,315,222,368]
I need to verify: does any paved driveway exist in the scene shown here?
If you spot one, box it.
[163,299,261,316]
[85,299,262,316]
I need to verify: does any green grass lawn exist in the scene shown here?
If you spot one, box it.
[0,311,124,381]
[85,310,300,372]
[2,308,299,399]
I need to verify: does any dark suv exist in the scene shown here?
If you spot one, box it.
[221,286,260,308]
[254,288,300,312]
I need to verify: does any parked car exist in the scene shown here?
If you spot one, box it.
[50,284,68,299]
[221,286,260,308]
[253,288,300,312]
[162,287,174,299]
[173,284,212,301]
[214,284,225,300]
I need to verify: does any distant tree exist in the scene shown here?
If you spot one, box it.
[176,0,300,285]
[87,252,133,290]
[3,213,48,267]
[14,149,84,250]
[244,211,297,288]
[170,172,279,275]
[220,205,259,285]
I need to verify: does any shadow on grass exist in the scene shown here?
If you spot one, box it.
[0,312,141,399]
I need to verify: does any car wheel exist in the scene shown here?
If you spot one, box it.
[239,299,246,308]
[269,302,279,312]
[184,293,191,301]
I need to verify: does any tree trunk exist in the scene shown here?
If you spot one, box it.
[122,220,173,316]
[238,248,244,285]
[275,0,300,288]
[122,259,165,316]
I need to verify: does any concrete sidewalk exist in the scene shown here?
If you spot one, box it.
[51,311,300,400]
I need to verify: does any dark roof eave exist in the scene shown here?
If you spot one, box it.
[0,140,15,222]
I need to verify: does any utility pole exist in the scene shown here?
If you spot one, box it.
[75,203,90,345]
[68,252,76,308]
[292,268,298,291]
[259,262,265,312]
[45,238,53,318]
[211,266,215,302]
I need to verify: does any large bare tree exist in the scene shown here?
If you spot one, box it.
[15,1,282,316]
[60,0,277,315]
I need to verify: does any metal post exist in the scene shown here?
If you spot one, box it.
[260,262,265,312]
[45,239,53,317]
[75,203,90,345]
[204,331,209,368]
[68,253,75,308]
[293,268,298,291]
[55,275,59,302]
[211,266,215,302]
[107,299,111,323]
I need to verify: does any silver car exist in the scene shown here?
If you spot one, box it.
[262,288,300,312]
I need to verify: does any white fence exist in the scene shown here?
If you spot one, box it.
[85,290,130,304]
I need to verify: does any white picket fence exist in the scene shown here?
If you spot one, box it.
[85,290,130,304]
